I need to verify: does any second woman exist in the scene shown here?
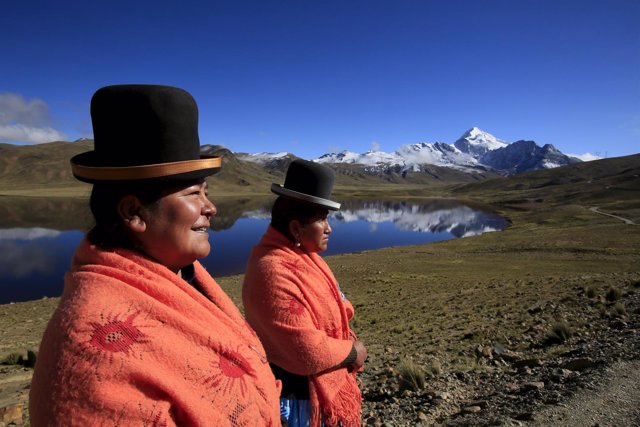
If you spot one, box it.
[243,159,367,427]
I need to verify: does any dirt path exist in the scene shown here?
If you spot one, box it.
[532,359,640,426]
[589,206,637,225]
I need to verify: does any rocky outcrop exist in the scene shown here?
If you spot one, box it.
[359,283,640,426]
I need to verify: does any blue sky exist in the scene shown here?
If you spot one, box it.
[1,0,638,160]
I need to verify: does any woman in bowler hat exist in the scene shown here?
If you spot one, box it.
[242,160,367,427]
[29,85,281,426]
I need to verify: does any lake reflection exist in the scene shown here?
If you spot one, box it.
[0,198,507,303]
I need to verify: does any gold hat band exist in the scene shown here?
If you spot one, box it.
[71,157,222,181]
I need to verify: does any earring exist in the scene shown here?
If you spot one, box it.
[295,235,301,247]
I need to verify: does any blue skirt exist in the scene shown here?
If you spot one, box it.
[280,398,325,427]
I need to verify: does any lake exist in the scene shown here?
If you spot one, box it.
[0,197,507,303]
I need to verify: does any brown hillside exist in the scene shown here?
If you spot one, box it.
[0,140,500,196]
[0,140,93,190]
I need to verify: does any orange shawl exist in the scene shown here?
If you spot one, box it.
[243,226,361,427]
[30,238,281,426]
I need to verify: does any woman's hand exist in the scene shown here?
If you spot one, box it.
[352,340,367,371]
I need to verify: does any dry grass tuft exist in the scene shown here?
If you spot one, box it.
[1,352,23,365]
[398,358,426,391]
[544,321,573,345]
[606,287,622,302]
[613,303,627,317]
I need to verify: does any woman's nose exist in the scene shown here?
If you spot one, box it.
[203,197,216,218]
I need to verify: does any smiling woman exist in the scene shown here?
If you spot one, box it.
[29,85,281,426]
[87,178,217,273]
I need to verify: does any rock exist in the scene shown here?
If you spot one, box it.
[400,390,412,398]
[481,346,493,359]
[563,358,596,371]
[0,403,23,425]
[550,368,574,382]
[523,381,545,391]
[514,412,535,421]
[499,349,523,362]
[467,399,489,408]
[505,382,520,393]
[527,305,543,315]
[610,320,627,329]
[462,405,482,414]
[492,342,506,355]
[473,344,493,359]
[382,366,395,376]
[433,391,450,401]
[513,358,542,369]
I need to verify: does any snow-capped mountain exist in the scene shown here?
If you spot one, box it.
[317,150,400,167]
[480,140,582,174]
[394,141,477,168]
[454,127,508,157]
[239,127,582,176]
[236,151,296,169]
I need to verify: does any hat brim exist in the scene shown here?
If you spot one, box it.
[70,152,221,183]
[271,183,341,210]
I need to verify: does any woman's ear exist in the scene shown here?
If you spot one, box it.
[288,219,303,242]
[117,195,147,233]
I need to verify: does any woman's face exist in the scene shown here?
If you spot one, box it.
[296,210,332,253]
[135,180,216,272]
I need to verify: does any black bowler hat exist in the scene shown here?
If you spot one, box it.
[271,159,341,210]
[70,84,221,183]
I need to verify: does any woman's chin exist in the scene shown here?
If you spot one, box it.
[192,243,211,261]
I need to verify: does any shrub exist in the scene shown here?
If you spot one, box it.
[606,287,622,302]
[585,287,596,298]
[428,359,442,377]
[613,303,627,317]
[398,358,426,391]
[1,352,24,365]
[544,321,573,345]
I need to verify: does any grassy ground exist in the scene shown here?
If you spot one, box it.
[217,201,640,375]
[5,197,635,365]
[1,160,639,424]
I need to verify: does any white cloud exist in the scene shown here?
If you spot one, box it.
[569,152,601,162]
[0,92,67,144]
[370,141,381,152]
[0,124,66,144]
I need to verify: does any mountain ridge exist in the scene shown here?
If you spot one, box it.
[308,127,582,176]
[0,127,609,193]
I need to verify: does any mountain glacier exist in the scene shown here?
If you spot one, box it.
[241,127,583,176]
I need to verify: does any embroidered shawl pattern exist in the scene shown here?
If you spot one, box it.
[30,239,281,426]
[242,226,362,427]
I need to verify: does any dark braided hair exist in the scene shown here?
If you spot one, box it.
[86,181,171,249]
